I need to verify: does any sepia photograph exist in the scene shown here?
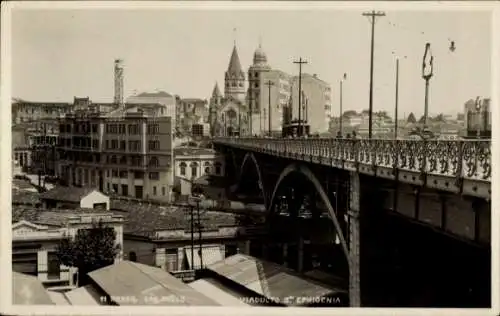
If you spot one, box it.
[1,1,497,314]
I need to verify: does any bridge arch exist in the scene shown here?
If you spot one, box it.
[238,152,267,208]
[267,163,350,261]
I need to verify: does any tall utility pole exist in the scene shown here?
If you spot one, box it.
[339,73,347,137]
[196,200,203,269]
[238,111,241,136]
[293,57,308,137]
[362,10,385,139]
[394,58,400,139]
[247,93,254,136]
[265,80,275,137]
[190,205,194,270]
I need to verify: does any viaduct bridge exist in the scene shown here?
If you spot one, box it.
[213,137,491,307]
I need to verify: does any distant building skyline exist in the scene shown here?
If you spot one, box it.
[10,6,492,118]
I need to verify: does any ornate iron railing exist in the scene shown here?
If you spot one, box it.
[214,137,491,182]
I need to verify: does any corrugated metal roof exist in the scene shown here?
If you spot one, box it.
[207,254,346,306]
[189,278,249,306]
[88,261,219,306]
[12,272,54,305]
[184,245,224,270]
[47,291,70,305]
[64,284,101,305]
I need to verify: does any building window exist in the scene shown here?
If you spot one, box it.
[120,140,126,150]
[135,185,143,199]
[121,184,128,196]
[214,162,222,175]
[112,183,118,193]
[134,171,144,179]
[179,162,187,176]
[149,157,159,167]
[111,155,117,164]
[153,186,157,195]
[119,156,127,165]
[148,124,159,134]
[148,140,160,151]
[119,170,128,178]
[162,186,166,196]
[190,162,198,178]
[128,124,140,135]
[129,251,137,262]
[149,172,159,180]
[47,253,60,280]
[204,167,210,174]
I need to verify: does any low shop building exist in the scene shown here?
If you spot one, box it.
[111,199,266,277]
[12,206,124,289]
[39,186,110,210]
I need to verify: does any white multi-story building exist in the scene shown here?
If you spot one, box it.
[56,104,175,202]
[289,73,332,134]
[174,147,225,181]
[127,91,177,127]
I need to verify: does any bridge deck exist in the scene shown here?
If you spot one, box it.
[215,137,491,199]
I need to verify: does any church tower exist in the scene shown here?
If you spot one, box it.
[247,41,270,113]
[224,45,246,102]
[247,40,271,135]
[209,82,222,136]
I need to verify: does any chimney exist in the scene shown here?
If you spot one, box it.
[114,59,124,108]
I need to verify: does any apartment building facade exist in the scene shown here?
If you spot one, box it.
[127,91,177,127]
[289,73,332,134]
[257,69,291,135]
[11,99,72,125]
[56,106,174,202]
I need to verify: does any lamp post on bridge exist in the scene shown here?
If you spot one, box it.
[475,96,483,139]
[339,73,347,137]
[422,42,434,129]
[410,43,435,140]
[265,80,275,137]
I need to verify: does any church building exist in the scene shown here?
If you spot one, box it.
[209,45,249,137]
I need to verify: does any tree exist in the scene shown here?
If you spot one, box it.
[407,112,417,123]
[56,220,120,286]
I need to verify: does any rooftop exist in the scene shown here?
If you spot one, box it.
[174,146,217,157]
[39,186,99,203]
[12,205,112,227]
[13,272,54,305]
[206,254,347,307]
[89,261,219,306]
[12,190,41,205]
[110,199,238,237]
[132,91,173,98]
[12,99,72,106]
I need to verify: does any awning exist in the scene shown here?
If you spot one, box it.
[184,245,224,270]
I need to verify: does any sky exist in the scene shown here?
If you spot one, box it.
[11,5,492,118]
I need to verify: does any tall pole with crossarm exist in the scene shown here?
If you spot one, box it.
[293,57,308,137]
[265,80,275,137]
[362,10,385,139]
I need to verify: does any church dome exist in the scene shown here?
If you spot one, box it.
[253,45,268,65]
